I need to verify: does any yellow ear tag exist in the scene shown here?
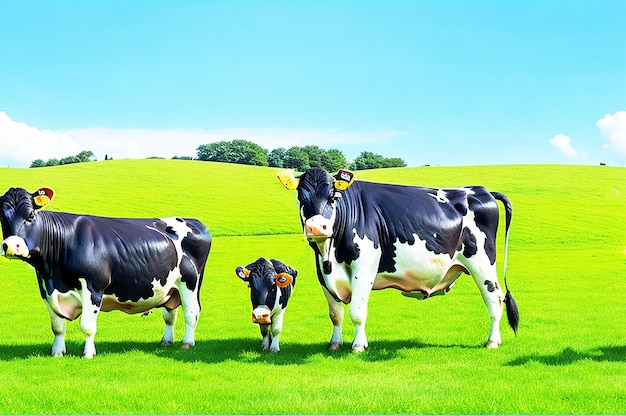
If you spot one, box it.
[333,169,355,191]
[277,170,299,190]
[32,187,54,210]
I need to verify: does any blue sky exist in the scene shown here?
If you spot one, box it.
[1,0,625,168]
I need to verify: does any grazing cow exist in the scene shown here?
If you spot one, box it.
[278,168,518,352]
[0,187,212,358]
[236,258,297,353]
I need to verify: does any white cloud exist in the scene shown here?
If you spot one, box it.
[597,110,626,158]
[62,126,405,161]
[0,112,78,167]
[549,133,579,158]
[60,127,207,161]
[0,111,406,167]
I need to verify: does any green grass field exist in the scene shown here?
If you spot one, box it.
[0,160,624,414]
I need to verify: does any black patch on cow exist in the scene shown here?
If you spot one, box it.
[459,227,478,258]
[484,280,495,292]
[466,191,499,265]
[179,254,198,291]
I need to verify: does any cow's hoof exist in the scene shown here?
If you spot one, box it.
[160,340,174,348]
[352,345,367,353]
[181,342,193,350]
[328,342,342,352]
[486,340,500,349]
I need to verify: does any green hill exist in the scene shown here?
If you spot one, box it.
[1,160,623,250]
[0,160,625,414]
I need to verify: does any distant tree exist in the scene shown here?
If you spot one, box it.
[382,157,406,168]
[302,145,325,168]
[196,140,268,166]
[321,148,348,172]
[283,147,310,171]
[172,156,193,160]
[59,155,79,165]
[76,150,96,163]
[30,150,96,168]
[30,159,46,168]
[350,151,405,170]
[197,141,229,162]
[351,151,384,170]
[268,147,286,168]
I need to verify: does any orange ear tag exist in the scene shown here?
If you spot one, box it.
[275,272,293,288]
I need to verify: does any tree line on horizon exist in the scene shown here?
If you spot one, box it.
[30,139,406,171]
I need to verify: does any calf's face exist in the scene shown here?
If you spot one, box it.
[235,258,295,325]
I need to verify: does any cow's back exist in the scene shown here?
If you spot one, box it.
[334,181,470,273]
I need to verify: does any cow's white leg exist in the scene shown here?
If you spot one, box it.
[161,307,177,347]
[349,274,375,353]
[44,301,67,357]
[260,325,271,352]
[77,279,101,359]
[268,309,286,353]
[323,287,344,351]
[467,263,505,348]
[178,285,200,349]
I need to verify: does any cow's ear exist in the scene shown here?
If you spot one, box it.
[277,170,299,190]
[275,272,293,288]
[31,187,54,210]
[270,259,297,280]
[333,169,354,191]
[235,266,251,282]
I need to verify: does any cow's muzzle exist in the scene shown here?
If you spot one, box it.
[252,306,272,325]
[2,236,30,258]
[304,215,333,239]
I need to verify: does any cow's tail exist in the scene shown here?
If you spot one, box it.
[491,191,519,335]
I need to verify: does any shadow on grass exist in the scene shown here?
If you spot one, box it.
[0,337,482,364]
[506,345,626,366]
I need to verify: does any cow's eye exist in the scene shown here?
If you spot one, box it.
[26,212,35,223]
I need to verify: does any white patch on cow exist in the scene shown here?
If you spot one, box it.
[430,189,449,204]
[45,286,83,321]
[373,234,461,294]
[100,277,180,313]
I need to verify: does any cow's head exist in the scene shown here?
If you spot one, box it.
[235,258,297,325]
[278,168,354,241]
[0,187,54,258]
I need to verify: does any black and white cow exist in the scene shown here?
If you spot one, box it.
[278,168,518,352]
[0,187,212,358]
[236,258,297,353]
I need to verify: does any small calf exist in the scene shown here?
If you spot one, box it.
[236,258,297,353]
